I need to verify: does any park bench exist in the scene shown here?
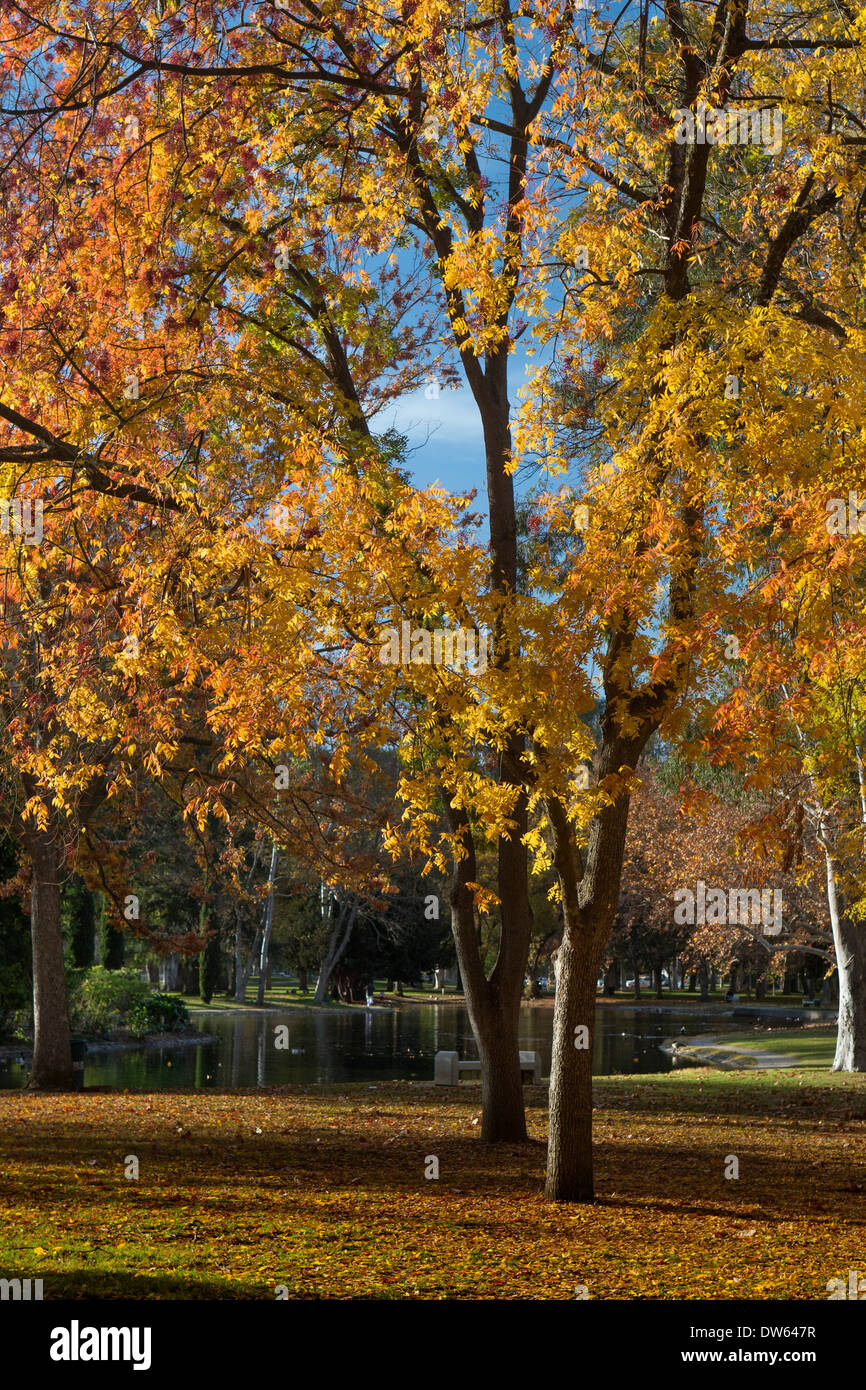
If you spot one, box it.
[434,1049,542,1085]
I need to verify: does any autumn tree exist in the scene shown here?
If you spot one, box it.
[3,1,865,1203]
[0,9,432,1081]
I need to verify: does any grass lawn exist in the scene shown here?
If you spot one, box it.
[186,986,820,1012]
[186,990,352,1013]
[186,982,444,1011]
[707,1030,839,1066]
[1,1069,863,1300]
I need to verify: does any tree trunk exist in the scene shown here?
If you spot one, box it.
[234,918,245,1000]
[445,801,530,1142]
[235,925,261,1001]
[27,831,73,1090]
[824,850,866,1071]
[430,347,532,1143]
[256,842,278,1007]
[233,840,264,1000]
[834,917,866,1067]
[698,964,709,1000]
[314,895,357,1004]
[298,967,308,992]
[545,936,597,1201]
[475,994,527,1141]
[545,763,637,1202]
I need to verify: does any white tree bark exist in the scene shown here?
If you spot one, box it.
[785,696,866,1072]
[820,831,866,1071]
[256,842,278,1006]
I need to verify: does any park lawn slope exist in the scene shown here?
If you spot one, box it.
[712,1030,838,1065]
[0,1072,863,1300]
[672,1028,838,1069]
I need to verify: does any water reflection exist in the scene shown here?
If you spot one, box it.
[0,1003,755,1090]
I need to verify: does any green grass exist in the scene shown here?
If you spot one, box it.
[707,1029,838,1066]
[188,994,325,1012]
[185,983,820,1012]
[185,982,456,1012]
[600,1062,856,1095]
[600,992,818,1006]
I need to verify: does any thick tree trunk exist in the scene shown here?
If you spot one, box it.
[824,852,866,1071]
[476,987,527,1142]
[449,909,529,1135]
[432,349,532,1143]
[545,739,641,1202]
[545,936,597,1201]
[828,917,861,1067]
[28,832,73,1091]
[446,802,530,1142]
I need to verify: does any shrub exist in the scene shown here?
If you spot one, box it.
[66,967,191,1037]
[127,993,189,1036]
[68,966,149,1036]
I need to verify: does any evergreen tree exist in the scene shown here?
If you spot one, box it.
[198,909,221,1005]
[96,893,125,969]
[66,875,96,968]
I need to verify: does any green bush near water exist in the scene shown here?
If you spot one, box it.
[128,992,189,1035]
[67,966,189,1038]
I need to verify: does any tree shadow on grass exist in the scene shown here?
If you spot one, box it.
[2,1121,863,1229]
[2,1081,863,1238]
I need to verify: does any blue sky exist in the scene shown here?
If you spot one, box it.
[382,382,486,496]
[378,341,555,502]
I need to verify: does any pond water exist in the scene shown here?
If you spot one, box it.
[0,1002,794,1090]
